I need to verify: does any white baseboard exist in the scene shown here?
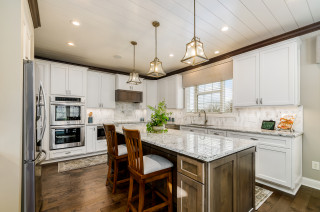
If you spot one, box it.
[302,177,320,190]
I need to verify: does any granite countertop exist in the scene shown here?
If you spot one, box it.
[115,124,257,163]
[180,124,303,137]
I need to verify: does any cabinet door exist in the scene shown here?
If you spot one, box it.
[146,80,158,108]
[86,126,96,153]
[177,173,204,212]
[68,66,86,96]
[35,60,50,95]
[233,52,259,106]
[115,74,131,90]
[157,78,167,103]
[100,73,115,108]
[259,43,295,105]
[256,145,291,187]
[86,71,101,108]
[96,139,108,151]
[237,147,255,212]
[51,64,68,95]
[209,154,237,212]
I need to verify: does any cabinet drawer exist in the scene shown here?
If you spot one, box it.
[207,129,227,137]
[178,155,205,184]
[49,147,85,159]
[96,139,107,151]
[177,172,204,212]
[227,132,291,149]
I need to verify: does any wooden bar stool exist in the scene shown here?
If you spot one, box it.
[104,124,129,193]
[122,127,173,212]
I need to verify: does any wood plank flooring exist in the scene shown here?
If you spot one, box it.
[41,163,320,212]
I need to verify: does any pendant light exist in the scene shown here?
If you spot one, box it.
[127,41,142,85]
[147,21,166,77]
[181,0,208,66]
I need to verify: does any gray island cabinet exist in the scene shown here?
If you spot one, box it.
[115,124,257,212]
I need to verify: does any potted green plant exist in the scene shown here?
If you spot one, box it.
[146,100,172,133]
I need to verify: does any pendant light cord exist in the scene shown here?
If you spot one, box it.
[194,0,196,38]
[133,44,135,72]
[155,26,157,58]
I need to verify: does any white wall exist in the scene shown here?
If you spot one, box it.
[0,0,33,211]
[300,31,320,182]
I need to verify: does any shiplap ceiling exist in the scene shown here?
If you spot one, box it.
[35,0,320,74]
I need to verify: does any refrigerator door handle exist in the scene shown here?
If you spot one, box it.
[38,81,47,144]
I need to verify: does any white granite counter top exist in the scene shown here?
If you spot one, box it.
[115,124,257,163]
[180,124,303,137]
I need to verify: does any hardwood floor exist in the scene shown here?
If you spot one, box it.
[41,163,320,212]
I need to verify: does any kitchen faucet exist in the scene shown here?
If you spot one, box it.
[199,110,208,125]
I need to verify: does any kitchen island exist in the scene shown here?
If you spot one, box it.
[115,124,257,212]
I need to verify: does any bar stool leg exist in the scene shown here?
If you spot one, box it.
[127,175,134,212]
[106,158,112,186]
[112,160,118,194]
[138,182,145,212]
[167,172,173,212]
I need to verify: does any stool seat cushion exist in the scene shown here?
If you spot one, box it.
[117,144,128,156]
[143,154,173,174]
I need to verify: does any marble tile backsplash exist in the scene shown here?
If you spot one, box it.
[87,103,303,132]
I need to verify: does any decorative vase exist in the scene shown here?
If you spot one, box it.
[152,125,165,132]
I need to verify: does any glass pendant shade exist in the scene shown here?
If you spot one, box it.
[127,41,142,85]
[147,21,166,77]
[181,37,208,66]
[147,57,165,77]
[127,72,141,85]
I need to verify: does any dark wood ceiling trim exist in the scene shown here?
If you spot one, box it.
[163,21,320,78]
[35,55,156,80]
[28,0,41,28]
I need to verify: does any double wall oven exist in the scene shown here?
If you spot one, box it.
[50,96,85,150]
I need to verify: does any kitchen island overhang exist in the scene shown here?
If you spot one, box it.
[115,124,257,212]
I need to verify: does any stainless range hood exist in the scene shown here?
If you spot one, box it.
[115,89,143,103]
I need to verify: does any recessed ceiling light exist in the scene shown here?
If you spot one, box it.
[113,55,122,59]
[221,26,229,32]
[169,54,174,57]
[214,50,220,54]
[67,42,75,46]
[71,20,80,26]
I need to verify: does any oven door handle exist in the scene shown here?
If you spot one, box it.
[51,125,85,129]
[50,102,85,106]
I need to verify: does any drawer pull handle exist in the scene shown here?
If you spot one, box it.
[213,133,219,135]
[250,138,258,141]
[190,130,194,132]
[65,151,71,154]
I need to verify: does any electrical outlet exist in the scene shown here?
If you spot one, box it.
[312,161,320,170]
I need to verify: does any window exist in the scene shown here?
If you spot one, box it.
[185,79,233,113]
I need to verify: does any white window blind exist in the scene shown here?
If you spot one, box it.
[185,79,233,113]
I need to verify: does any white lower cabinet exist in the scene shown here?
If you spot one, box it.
[226,131,302,194]
[49,147,86,159]
[96,139,108,152]
[86,126,107,153]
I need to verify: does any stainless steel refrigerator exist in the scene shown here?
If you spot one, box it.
[22,60,47,212]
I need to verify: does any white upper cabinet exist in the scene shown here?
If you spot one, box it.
[259,43,296,105]
[51,63,68,95]
[87,70,115,109]
[233,38,300,107]
[233,52,260,106]
[86,71,101,108]
[50,63,87,96]
[146,80,158,108]
[157,74,183,109]
[68,66,87,96]
[100,73,116,108]
[115,74,143,91]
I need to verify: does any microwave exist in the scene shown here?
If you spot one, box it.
[50,96,85,126]
[50,125,85,150]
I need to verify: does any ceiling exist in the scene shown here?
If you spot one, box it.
[35,0,320,75]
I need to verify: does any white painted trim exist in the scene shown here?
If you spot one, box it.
[302,177,320,190]
[41,151,108,165]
